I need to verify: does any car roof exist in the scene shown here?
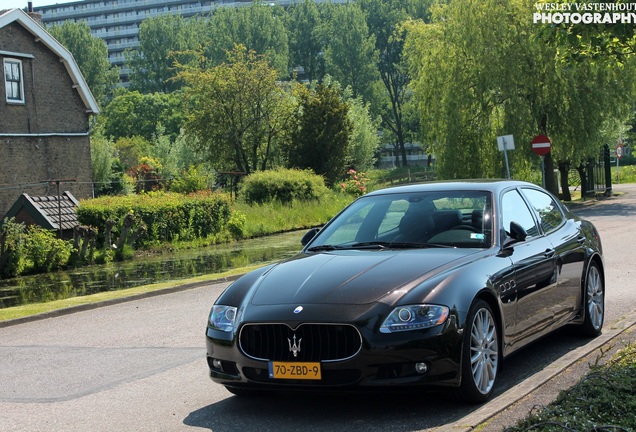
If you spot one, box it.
[364,179,538,197]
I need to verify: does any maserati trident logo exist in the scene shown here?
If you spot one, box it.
[288,334,302,358]
[293,306,303,314]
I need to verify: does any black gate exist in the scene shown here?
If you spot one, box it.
[582,144,612,197]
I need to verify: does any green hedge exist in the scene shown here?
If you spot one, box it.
[239,168,328,205]
[77,191,232,245]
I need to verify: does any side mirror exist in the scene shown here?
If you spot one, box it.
[503,221,527,248]
[301,228,320,246]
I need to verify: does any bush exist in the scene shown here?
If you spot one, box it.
[24,226,73,272]
[227,210,247,240]
[614,164,636,183]
[0,219,73,278]
[239,168,328,205]
[170,165,212,193]
[0,218,27,278]
[77,191,233,246]
[339,169,368,196]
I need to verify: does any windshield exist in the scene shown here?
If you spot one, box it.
[308,190,493,250]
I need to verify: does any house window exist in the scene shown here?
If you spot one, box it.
[4,59,25,104]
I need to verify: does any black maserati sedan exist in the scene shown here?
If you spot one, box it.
[205,180,604,403]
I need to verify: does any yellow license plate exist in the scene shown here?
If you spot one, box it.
[268,361,322,380]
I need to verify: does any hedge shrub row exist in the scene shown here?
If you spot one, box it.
[239,168,328,205]
[77,191,232,245]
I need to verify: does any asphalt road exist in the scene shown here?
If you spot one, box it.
[1,184,635,432]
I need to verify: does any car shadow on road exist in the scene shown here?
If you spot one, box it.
[183,326,593,432]
[183,388,462,432]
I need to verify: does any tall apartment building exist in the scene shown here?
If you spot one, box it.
[32,0,343,84]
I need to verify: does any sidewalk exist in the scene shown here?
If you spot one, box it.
[445,309,636,431]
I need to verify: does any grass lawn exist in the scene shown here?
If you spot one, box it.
[506,342,636,431]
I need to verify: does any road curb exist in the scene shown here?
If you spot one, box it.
[444,309,636,432]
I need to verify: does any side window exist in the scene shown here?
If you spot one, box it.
[521,188,564,233]
[4,58,25,104]
[501,190,539,238]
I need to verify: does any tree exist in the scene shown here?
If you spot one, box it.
[404,1,504,179]
[346,94,381,171]
[181,45,293,174]
[150,127,215,192]
[285,0,325,81]
[288,82,352,185]
[89,122,130,196]
[127,14,205,93]
[534,8,636,197]
[357,0,431,167]
[539,11,636,61]
[102,90,184,142]
[404,0,636,193]
[206,2,289,76]
[90,130,116,196]
[323,3,379,102]
[114,136,151,173]
[48,21,119,105]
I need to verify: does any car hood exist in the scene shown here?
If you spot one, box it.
[250,249,481,306]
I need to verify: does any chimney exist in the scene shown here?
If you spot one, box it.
[27,2,43,25]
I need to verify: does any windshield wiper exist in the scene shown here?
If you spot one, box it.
[307,241,454,252]
[352,241,454,249]
[349,241,389,249]
[388,241,454,249]
[306,244,342,252]
[307,242,388,251]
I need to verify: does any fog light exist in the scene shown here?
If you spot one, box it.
[415,362,428,374]
[212,359,223,369]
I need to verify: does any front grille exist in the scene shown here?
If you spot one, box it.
[239,323,362,362]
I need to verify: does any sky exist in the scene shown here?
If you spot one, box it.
[2,0,77,10]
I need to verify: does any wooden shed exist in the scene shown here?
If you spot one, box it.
[4,191,79,239]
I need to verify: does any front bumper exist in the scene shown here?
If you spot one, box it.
[205,316,463,391]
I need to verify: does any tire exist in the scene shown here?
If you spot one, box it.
[454,299,500,404]
[579,261,604,337]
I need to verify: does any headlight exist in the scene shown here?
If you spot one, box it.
[379,304,449,333]
[209,305,237,332]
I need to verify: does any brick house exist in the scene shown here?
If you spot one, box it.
[0,8,99,220]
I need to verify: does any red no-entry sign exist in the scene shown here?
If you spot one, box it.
[531,135,551,156]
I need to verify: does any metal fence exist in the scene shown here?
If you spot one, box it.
[579,144,612,197]
[562,144,612,198]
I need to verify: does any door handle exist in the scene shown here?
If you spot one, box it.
[544,248,556,258]
[577,236,586,244]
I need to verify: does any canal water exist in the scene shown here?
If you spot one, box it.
[0,230,305,309]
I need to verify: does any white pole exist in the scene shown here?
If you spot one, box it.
[503,138,511,179]
[541,156,545,188]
